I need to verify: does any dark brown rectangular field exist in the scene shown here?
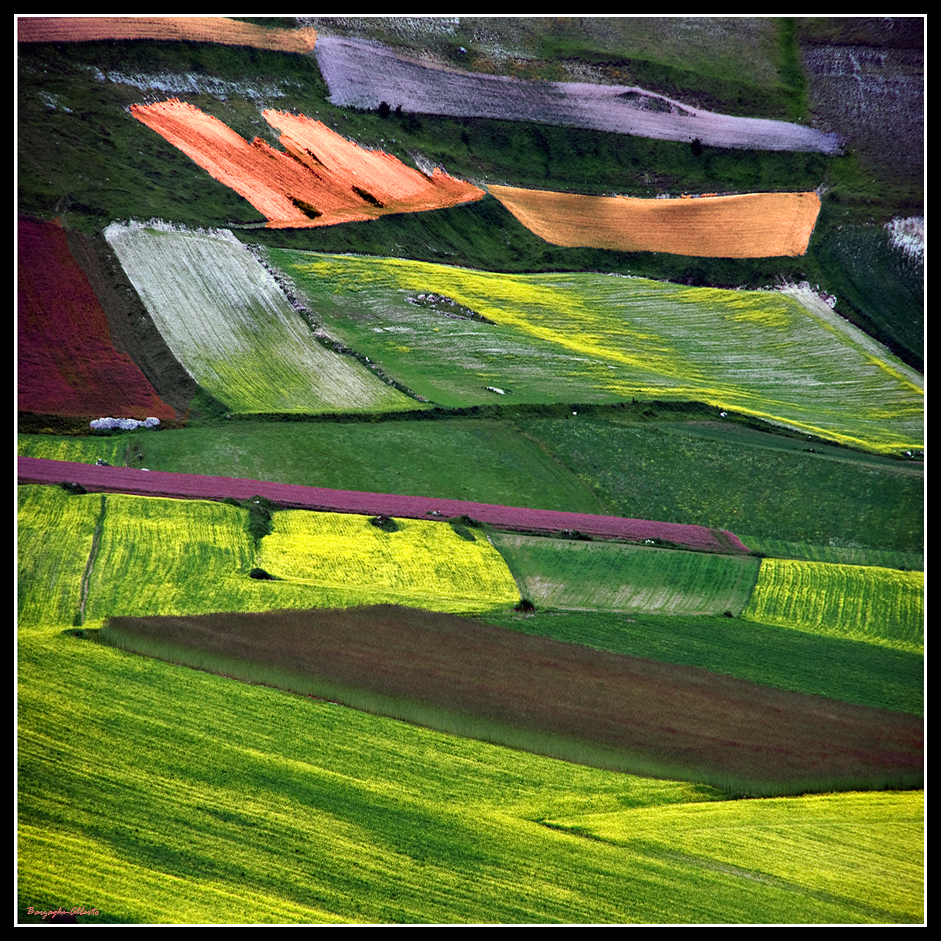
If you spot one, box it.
[103,605,923,792]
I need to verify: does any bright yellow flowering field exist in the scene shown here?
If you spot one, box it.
[257,510,521,613]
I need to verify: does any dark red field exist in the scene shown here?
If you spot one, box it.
[17,219,176,421]
[102,604,923,792]
[18,456,750,554]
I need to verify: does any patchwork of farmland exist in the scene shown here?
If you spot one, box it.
[17,15,923,926]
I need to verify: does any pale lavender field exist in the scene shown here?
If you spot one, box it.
[314,36,842,154]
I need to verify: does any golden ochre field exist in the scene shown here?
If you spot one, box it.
[488,185,822,258]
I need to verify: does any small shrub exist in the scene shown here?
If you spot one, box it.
[249,567,277,580]
[515,598,536,612]
[60,481,88,495]
[369,515,399,533]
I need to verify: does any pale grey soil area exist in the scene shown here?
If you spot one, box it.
[314,35,842,154]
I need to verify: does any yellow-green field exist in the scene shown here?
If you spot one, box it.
[256,510,520,612]
[17,486,520,628]
[272,251,923,454]
[742,558,924,653]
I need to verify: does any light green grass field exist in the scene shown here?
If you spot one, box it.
[17,619,924,924]
[271,251,923,454]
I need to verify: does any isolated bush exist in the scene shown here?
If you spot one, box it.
[515,598,536,612]
[369,515,399,533]
[249,567,277,580]
[59,481,88,495]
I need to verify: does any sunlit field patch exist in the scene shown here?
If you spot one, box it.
[557,790,923,924]
[17,15,319,52]
[271,251,923,453]
[257,510,520,613]
[742,558,924,653]
[104,225,414,415]
[488,185,822,258]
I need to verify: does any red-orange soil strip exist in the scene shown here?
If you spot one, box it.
[16,16,318,53]
[489,184,821,258]
[130,100,484,228]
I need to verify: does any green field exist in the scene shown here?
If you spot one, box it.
[270,251,923,453]
[492,532,760,615]
[18,619,923,924]
[742,558,924,653]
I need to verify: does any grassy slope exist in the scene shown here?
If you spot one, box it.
[17,404,923,559]
[491,532,761,616]
[268,251,922,453]
[16,27,924,372]
[19,621,922,924]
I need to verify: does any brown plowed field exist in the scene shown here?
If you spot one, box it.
[489,185,821,258]
[130,100,484,228]
[104,605,924,791]
[16,16,318,53]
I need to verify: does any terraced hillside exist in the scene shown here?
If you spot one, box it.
[17,15,923,926]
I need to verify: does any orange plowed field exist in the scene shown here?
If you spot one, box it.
[489,185,821,258]
[16,16,318,53]
[131,100,484,228]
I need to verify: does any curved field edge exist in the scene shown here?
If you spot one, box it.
[96,605,923,797]
[488,186,822,258]
[19,619,923,924]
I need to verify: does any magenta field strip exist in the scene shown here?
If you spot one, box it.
[18,457,750,554]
